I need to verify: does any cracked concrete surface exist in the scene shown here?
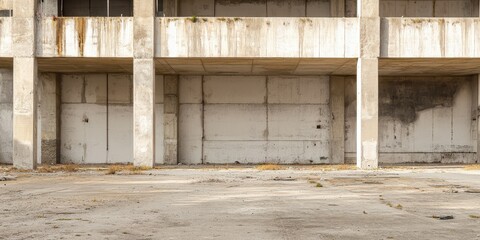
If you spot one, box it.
[0,166,479,239]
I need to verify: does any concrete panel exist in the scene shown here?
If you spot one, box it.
[85,74,107,104]
[266,141,329,164]
[0,103,12,163]
[215,0,267,17]
[306,0,331,17]
[179,76,202,104]
[379,153,476,164]
[178,0,215,16]
[204,76,266,104]
[108,74,132,104]
[267,0,306,17]
[37,18,133,57]
[452,81,474,151]
[155,104,165,164]
[204,104,267,141]
[179,104,203,164]
[268,104,330,141]
[0,68,12,103]
[61,75,84,103]
[107,105,133,164]
[61,104,107,164]
[203,141,267,164]
[268,76,329,104]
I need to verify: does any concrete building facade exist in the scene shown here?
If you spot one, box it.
[0,0,479,169]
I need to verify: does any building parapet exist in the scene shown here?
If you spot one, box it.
[381,18,480,58]
[36,17,133,58]
[156,17,358,58]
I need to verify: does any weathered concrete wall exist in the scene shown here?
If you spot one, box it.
[201,75,331,164]
[38,73,60,165]
[157,17,358,58]
[345,76,477,164]
[60,73,164,164]
[0,68,12,164]
[37,17,133,57]
[0,17,12,57]
[381,18,480,58]
[380,0,478,17]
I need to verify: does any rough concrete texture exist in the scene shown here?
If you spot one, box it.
[163,75,179,165]
[133,59,156,167]
[381,18,480,58]
[158,18,358,58]
[1,167,480,239]
[37,18,133,57]
[356,58,379,169]
[346,76,477,164]
[0,17,12,57]
[38,73,59,165]
[330,76,345,164]
[0,69,12,164]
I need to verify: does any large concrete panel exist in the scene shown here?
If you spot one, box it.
[179,76,202,104]
[108,74,132,104]
[85,74,107,104]
[266,141,329,164]
[61,75,84,103]
[267,76,329,104]
[268,105,330,141]
[203,141,267,164]
[107,105,133,164]
[204,104,267,141]
[0,103,12,163]
[0,69,12,103]
[179,104,203,164]
[204,76,266,104]
[61,104,107,164]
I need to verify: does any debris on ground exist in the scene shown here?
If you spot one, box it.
[0,175,16,181]
[273,176,296,181]
[431,215,454,220]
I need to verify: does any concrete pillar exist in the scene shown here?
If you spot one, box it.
[164,75,178,165]
[330,76,345,164]
[38,73,60,165]
[357,0,379,169]
[133,0,156,167]
[12,0,38,169]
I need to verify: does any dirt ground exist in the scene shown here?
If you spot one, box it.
[1,165,480,240]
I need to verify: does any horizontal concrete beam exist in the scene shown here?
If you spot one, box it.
[381,18,480,58]
[157,17,359,58]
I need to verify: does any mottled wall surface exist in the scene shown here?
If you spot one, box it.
[60,74,164,164]
[380,0,478,17]
[345,76,477,164]
[0,68,12,164]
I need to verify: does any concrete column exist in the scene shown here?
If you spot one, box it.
[330,76,345,164]
[133,0,156,167]
[164,75,178,165]
[357,0,379,169]
[38,73,60,165]
[12,0,38,169]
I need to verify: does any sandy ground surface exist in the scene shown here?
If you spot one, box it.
[1,166,480,240]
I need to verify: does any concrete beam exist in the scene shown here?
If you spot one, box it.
[38,73,60,165]
[164,75,178,165]
[330,76,345,164]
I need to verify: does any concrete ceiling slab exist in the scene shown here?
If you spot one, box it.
[0,58,12,69]
[380,58,480,76]
[37,58,133,73]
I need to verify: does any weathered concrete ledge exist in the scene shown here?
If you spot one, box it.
[37,17,133,58]
[381,18,480,58]
[0,17,12,57]
[157,17,358,58]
